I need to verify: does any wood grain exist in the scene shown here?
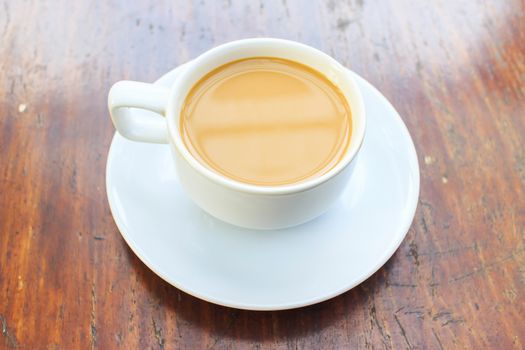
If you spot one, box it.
[1,0,524,348]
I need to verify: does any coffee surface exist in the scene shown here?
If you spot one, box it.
[180,57,352,186]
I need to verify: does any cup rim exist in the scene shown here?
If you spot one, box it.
[165,38,366,195]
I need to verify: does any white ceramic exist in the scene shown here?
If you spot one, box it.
[108,38,366,230]
[106,65,420,311]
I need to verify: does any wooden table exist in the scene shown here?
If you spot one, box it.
[1,1,524,348]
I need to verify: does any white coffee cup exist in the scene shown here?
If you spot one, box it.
[108,38,366,230]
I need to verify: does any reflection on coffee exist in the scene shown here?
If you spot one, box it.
[180,57,352,186]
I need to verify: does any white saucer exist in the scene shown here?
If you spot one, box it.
[106,65,420,311]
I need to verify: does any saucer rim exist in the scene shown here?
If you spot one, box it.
[106,65,420,311]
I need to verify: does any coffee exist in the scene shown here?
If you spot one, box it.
[180,57,352,186]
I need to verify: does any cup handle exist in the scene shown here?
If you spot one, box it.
[108,81,170,144]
